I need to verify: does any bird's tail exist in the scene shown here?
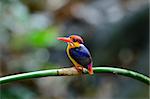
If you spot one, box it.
[88,63,93,75]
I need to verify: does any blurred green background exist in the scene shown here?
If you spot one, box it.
[0,0,149,99]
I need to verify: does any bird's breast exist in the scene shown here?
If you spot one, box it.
[66,45,80,67]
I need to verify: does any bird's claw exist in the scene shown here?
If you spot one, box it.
[75,66,86,74]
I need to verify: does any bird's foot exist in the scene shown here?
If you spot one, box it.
[75,66,86,74]
[75,66,81,74]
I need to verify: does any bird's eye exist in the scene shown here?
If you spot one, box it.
[73,39,77,42]
[72,39,83,44]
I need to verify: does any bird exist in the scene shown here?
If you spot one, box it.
[57,35,93,75]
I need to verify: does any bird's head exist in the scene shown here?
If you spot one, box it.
[57,35,84,47]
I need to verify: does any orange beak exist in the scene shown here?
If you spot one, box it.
[57,37,72,43]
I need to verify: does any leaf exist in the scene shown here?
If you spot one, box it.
[11,26,59,50]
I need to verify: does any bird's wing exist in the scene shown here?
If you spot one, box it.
[69,44,92,68]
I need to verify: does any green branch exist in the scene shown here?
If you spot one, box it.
[0,67,149,85]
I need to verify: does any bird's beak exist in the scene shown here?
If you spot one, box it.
[57,37,72,43]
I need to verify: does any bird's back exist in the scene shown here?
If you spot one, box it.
[67,44,92,69]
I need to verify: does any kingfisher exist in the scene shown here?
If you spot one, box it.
[57,35,93,75]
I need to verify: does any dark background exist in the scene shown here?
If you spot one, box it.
[0,0,149,99]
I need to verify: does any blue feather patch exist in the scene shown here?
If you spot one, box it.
[69,45,92,68]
